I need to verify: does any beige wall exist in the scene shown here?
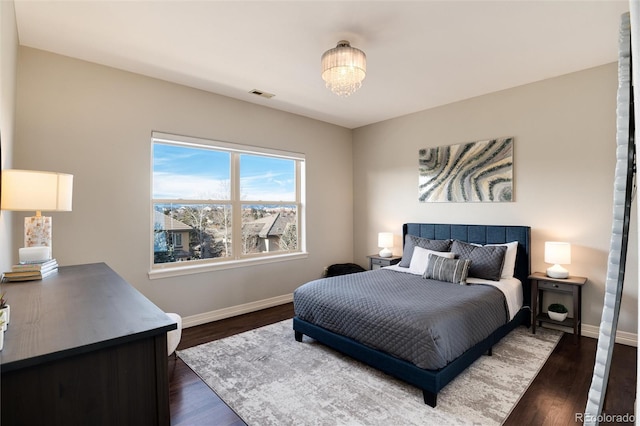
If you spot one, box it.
[13,47,354,319]
[0,1,18,274]
[8,47,639,339]
[353,63,638,338]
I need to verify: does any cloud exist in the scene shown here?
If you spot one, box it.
[153,172,230,199]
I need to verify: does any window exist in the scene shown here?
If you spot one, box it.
[151,132,305,274]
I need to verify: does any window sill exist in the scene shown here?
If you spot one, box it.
[148,252,309,280]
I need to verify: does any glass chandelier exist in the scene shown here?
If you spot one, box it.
[321,40,366,97]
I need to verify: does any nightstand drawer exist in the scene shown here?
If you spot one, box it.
[370,258,387,266]
[367,255,402,270]
[538,280,574,293]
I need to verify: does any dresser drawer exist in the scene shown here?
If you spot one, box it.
[538,280,574,293]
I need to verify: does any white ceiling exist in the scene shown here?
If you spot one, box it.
[14,0,631,129]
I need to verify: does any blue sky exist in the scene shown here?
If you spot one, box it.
[153,143,295,201]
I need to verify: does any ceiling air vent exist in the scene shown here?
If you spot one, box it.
[249,89,275,99]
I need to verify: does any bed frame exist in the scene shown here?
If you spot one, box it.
[293,223,531,407]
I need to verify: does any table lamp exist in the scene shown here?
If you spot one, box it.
[378,232,393,258]
[544,241,571,279]
[1,169,73,261]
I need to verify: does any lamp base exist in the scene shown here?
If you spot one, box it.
[19,246,52,263]
[379,248,392,258]
[546,264,569,279]
[25,215,52,249]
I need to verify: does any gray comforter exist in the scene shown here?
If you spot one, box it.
[293,269,509,370]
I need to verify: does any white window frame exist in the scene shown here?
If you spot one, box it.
[149,132,307,279]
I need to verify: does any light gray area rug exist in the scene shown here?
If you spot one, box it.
[179,319,562,426]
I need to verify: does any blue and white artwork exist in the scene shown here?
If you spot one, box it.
[419,137,513,202]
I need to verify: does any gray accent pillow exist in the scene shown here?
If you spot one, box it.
[422,254,471,285]
[451,240,507,281]
[399,235,451,268]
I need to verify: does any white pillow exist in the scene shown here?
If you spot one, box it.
[408,246,455,275]
[485,241,518,278]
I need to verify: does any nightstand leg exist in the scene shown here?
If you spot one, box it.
[531,280,538,334]
[573,285,581,340]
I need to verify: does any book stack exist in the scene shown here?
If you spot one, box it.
[2,259,59,282]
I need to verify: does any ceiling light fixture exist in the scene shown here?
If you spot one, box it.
[321,40,366,97]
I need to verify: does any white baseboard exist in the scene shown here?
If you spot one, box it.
[541,322,637,347]
[182,293,294,328]
[581,323,638,347]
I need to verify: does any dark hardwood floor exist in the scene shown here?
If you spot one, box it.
[504,333,636,425]
[169,303,636,425]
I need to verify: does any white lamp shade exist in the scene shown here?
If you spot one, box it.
[1,169,73,212]
[378,232,394,249]
[544,242,571,265]
[377,232,393,258]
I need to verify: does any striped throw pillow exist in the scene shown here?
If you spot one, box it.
[423,254,471,285]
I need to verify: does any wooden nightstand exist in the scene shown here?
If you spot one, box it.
[529,272,587,338]
[367,254,402,270]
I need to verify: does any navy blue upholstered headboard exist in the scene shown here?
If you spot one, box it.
[403,223,531,306]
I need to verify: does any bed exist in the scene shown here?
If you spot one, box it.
[292,223,531,407]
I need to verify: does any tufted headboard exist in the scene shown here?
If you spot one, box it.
[403,223,531,306]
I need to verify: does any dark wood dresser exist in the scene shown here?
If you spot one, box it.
[0,262,176,425]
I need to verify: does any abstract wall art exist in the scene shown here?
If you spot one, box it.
[418,137,513,202]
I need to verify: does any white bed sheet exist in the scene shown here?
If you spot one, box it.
[383,264,523,320]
